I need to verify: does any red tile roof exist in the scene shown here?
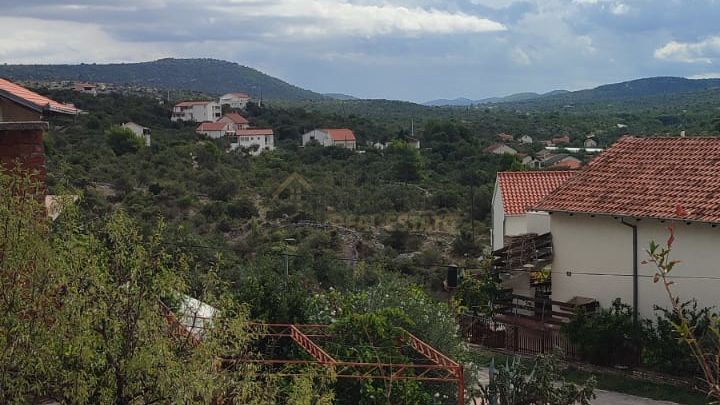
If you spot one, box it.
[483,143,516,153]
[0,78,78,115]
[222,113,249,124]
[196,122,230,131]
[533,136,720,223]
[499,132,514,140]
[497,171,577,215]
[176,101,212,107]
[227,93,250,98]
[549,159,582,170]
[322,128,356,141]
[236,129,273,136]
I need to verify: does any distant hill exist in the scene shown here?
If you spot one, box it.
[424,90,569,106]
[0,58,325,100]
[324,93,359,100]
[505,76,720,109]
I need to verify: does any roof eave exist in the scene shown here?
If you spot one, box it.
[0,89,43,113]
[531,207,720,225]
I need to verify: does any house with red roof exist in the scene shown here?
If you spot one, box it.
[0,78,77,188]
[73,82,97,96]
[230,129,275,155]
[171,100,221,123]
[196,122,233,139]
[217,113,250,131]
[219,93,251,109]
[492,171,576,251]
[498,132,514,141]
[483,143,517,155]
[531,136,720,318]
[302,129,356,150]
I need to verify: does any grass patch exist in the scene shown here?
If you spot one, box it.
[562,366,710,405]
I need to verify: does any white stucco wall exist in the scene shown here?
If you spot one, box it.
[230,134,275,156]
[526,211,551,235]
[491,182,504,250]
[551,213,720,318]
[505,216,527,238]
[302,129,332,147]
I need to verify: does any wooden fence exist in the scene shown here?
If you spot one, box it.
[459,312,580,360]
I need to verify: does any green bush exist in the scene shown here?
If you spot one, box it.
[642,300,718,377]
[563,299,644,366]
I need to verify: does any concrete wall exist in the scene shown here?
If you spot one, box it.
[550,213,720,318]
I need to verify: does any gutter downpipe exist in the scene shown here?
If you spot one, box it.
[620,218,639,325]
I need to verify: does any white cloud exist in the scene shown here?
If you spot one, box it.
[511,46,531,65]
[216,1,507,37]
[654,36,720,63]
[687,72,720,79]
[610,3,630,15]
[0,17,169,63]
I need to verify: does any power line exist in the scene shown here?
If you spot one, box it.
[160,243,720,281]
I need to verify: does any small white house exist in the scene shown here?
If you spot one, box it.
[196,122,233,139]
[121,122,151,147]
[171,101,221,122]
[491,171,576,297]
[520,135,534,144]
[302,128,356,150]
[230,129,275,155]
[217,113,250,131]
[219,93,251,109]
[483,143,517,155]
[491,171,576,251]
[533,136,720,318]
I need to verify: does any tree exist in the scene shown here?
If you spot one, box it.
[105,125,145,155]
[0,171,276,404]
[384,140,424,182]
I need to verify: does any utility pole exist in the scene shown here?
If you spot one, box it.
[284,238,296,277]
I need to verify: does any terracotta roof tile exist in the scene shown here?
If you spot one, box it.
[322,128,355,141]
[236,129,273,136]
[0,78,78,115]
[176,101,212,107]
[533,136,720,223]
[497,171,576,215]
[196,122,230,131]
[222,113,249,124]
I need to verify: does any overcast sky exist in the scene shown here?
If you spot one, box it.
[1,0,719,102]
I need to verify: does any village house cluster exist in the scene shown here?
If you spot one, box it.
[483,131,603,170]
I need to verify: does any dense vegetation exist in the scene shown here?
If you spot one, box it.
[24,82,720,403]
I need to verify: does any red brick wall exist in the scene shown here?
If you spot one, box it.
[0,122,48,188]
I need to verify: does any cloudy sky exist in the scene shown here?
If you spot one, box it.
[1,0,719,102]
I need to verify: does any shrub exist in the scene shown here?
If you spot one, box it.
[563,298,644,366]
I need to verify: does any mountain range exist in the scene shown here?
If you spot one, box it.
[1,58,720,107]
[0,58,324,100]
[424,90,570,106]
[425,77,720,107]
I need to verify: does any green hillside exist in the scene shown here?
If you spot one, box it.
[0,58,325,100]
